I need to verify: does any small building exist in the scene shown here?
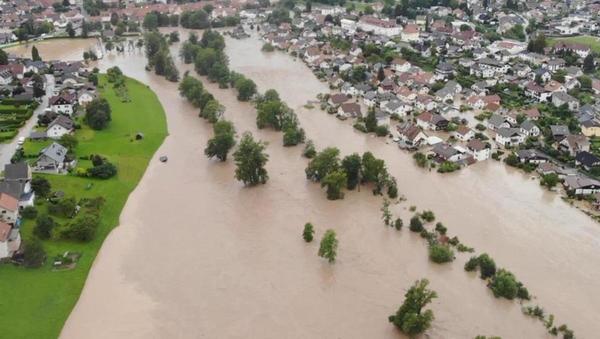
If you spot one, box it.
[337,102,362,119]
[466,139,490,161]
[575,151,600,170]
[416,112,448,131]
[564,175,600,195]
[35,142,72,172]
[49,93,77,116]
[495,128,525,147]
[46,115,74,140]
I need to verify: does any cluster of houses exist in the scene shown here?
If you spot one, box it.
[0,162,34,260]
[15,58,93,173]
[254,1,600,204]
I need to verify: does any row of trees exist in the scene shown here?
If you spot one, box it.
[305,147,398,200]
[181,31,307,148]
[178,74,270,186]
[254,89,306,146]
[144,31,179,82]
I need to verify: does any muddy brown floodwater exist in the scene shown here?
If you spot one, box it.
[6,38,98,62]
[9,31,598,339]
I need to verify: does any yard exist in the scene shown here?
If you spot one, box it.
[548,35,600,53]
[0,102,35,143]
[0,74,168,339]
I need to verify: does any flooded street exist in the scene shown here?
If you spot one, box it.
[12,32,598,338]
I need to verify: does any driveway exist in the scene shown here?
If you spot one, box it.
[0,74,55,168]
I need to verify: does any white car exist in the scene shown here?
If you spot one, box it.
[17,137,25,145]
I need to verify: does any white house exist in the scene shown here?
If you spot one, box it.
[46,116,74,140]
[466,139,490,161]
[49,93,76,115]
[357,16,402,37]
[495,128,525,147]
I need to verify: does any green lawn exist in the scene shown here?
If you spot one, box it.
[0,75,168,339]
[548,35,600,53]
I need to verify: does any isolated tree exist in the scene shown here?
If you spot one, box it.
[365,110,378,132]
[377,66,385,82]
[0,49,8,65]
[33,214,55,240]
[23,238,46,268]
[389,279,437,335]
[32,46,41,61]
[318,229,338,263]
[205,120,236,161]
[302,222,315,242]
[85,98,112,130]
[341,153,362,189]
[583,54,596,74]
[233,132,269,186]
[32,74,45,98]
[66,22,75,38]
[31,177,51,197]
[321,170,347,200]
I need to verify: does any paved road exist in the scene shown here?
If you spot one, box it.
[0,74,55,168]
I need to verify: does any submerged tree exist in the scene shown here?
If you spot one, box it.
[389,279,437,335]
[233,132,269,186]
[205,120,236,161]
[318,229,338,263]
[321,170,347,200]
[302,222,315,242]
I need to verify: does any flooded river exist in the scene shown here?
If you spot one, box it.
[8,31,599,338]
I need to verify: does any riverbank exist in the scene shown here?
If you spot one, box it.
[0,75,167,339]
[4,31,589,338]
[58,39,551,338]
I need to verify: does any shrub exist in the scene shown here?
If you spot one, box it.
[375,125,389,136]
[87,161,117,179]
[464,256,479,271]
[33,214,55,240]
[434,222,446,235]
[48,197,77,218]
[21,206,37,219]
[23,238,46,268]
[31,177,51,197]
[420,210,435,222]
[61,213,100,242]
[302,139,317,158]
[437,161,460,173]
[394,218,403,230]
[428,243,454,263]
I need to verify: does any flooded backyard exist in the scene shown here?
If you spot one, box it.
[8,32,600,338]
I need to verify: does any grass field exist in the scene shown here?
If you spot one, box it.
[548,35,600,53]
[0,74,168,339]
